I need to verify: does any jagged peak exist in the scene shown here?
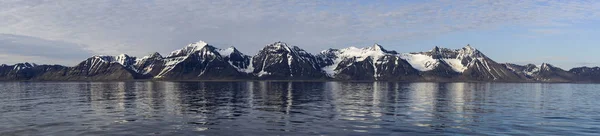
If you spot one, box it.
[464,44,475,50]
[12,62,36,70]
[217,47,240,57]
[263,41,292,52]
[15,62,36,67]
[459,44,478,53]
[261,41,309,54]
[369,43,384,51]
[268,41,288,47]
[91,55,115,62]
[86,54,136,67]
[457,44,485,59]
[540,63,553,69]
[323,44,394,62]
[539,63,565,71]
[540,63,551,67]
[431,46,441,52]
[168,40,212,57]
[115,54,135,60]
[187,40,208,48]
[148,52,163,58]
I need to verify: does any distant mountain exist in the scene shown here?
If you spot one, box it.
[252,42,326,79]
[503,63,577,82]
[153,41,252,80]
[0,40,597,82]
[318,44,419,81]
[400,45,522,81]
[570,67,600,82]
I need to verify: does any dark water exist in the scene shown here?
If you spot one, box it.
[1,82,600,135]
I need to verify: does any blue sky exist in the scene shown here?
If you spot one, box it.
[0,0,599,69]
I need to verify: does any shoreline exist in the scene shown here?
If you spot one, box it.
[1,79,597,84]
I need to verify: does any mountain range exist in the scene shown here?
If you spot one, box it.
[2,40,599,82]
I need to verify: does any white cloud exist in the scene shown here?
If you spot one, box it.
[0,0,598,65]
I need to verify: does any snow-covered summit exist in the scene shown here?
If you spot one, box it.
[167,40,209,57]
[251,41,324,78]
[145,52,163,59]
[90,54,136,66]
[261,41,295,53]
[318,43,402,77]
[401,44,487,72]
[323,43,394,62]
[539,63,565,72]
[12,62,37,70]
[217,47,245,58]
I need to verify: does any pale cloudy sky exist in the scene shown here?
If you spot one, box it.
[0,0,599,68]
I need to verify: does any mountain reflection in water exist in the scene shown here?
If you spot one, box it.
[0,82,599,135]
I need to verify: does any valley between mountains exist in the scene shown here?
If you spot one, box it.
[2,41,599,82]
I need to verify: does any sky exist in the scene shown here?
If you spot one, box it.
[0,0,599,69]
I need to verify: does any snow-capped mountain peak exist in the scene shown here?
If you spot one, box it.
[13,62,36,70]
[92,55,112,62]
[188,40,208,48]
[318,44,397,77]
[540,63,556,71]
[464,44,475,50]
[115,54,135,65]
[146,52,163,59]
[431,46,441,52]
[400,45,488,73]
[368,43,383,51]
[333,45,392,61]
[263,41,294,53]
[88,54,138,72]
[457,44,484,59]
[217,47,237,57]
[168,40,209,57]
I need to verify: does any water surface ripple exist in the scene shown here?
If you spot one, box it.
[1,82,599,135]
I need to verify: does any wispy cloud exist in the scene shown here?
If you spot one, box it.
[0,0,599,64]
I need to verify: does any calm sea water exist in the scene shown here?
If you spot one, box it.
[1,81,599,135]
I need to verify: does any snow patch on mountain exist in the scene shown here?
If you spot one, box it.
[12,62,36,71]
[217,47,235,57]
[242,58,255,73]
[257,70,271,77]
[526,67,540,76]
[400,53,438,71]
[168,40,208,57]
[336,45,387,62]
[322,61,340,76]
[88,54,139,72]
[402,45,486,73]
[442,59,467,72]
[156,56,186,78]
[319,44,390,76]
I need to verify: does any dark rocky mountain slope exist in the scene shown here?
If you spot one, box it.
[0,41,597,82]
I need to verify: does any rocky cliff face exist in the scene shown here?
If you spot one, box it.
[569,67,600,82]
[1,40,598,82]
[503,63,577,82]
[0,63,39,80]
[252,42,326,79]
[318,44,419,80]
[400,45,523,81]
[153,41,251,80]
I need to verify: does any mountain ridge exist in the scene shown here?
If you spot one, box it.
[0,40,596,82]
